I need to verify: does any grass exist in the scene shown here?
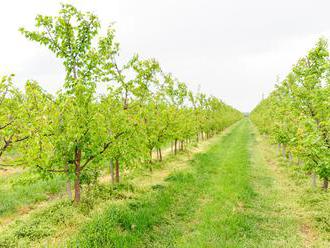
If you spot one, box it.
[0,183,138,247]
[256,128,330,246]
[1,119,328,247]
[0,125,226,247]
[66,119,254,247]
[69,119,328,247]
[0,171,66,218]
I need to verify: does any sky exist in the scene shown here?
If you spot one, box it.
[0,0,330,112]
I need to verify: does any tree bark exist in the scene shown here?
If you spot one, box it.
[282,144,286,159]
[288,152,293,165]
[74,149,82,204]
[311,173,317,188]
[115,159,120,183]
[110,159,114,184]
[156,148,159,160]
[297,158,301,166]
[277,144,281,156]
[149,149,153,164]
[323,177,328,191]
[174,139,178,155]
[159,148,162,161]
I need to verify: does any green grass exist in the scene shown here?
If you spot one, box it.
[1,119,328,247]
[0,172,66,217]
[256,130,330,246]
[0,128,221,247]
[0,182,138,247]
[68,119,326,247]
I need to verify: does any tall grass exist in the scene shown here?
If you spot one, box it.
[0,172,66,217]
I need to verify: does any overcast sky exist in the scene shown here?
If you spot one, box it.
[1,0,329,112]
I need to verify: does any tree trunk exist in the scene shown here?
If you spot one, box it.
[74,149,82,204]
[159,148,162,161]
[323,177,328,191]
[115,159,120,183]
[288,152,293,165]
[149,149,153,164]
[282,144,286,159]
[110,159,114,184]
[196,134,199,143]
[174,139,178,155]
[311,173,317,188]
[297,158,301,166]
[156,148,159,160]
[277,144,281,156]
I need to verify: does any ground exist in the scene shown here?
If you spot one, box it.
[0,119,329,247]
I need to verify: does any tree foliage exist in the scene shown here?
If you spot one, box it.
[0,4,242,203]
[251,38,330,189]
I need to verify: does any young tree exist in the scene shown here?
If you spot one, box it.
[251,38,330,190]
[20,4,119,202]
[0,75,28,159]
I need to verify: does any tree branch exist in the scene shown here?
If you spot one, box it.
[36,164,68,173]
[81,131,125,170]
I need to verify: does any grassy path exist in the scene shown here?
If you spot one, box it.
[70,119,328,247]
[0,124,226,247]
[3,119,327,247]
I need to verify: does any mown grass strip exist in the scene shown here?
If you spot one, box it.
[67,121,247,247]
[70,119,322,248]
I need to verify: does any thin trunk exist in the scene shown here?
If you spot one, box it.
[110,159,114,184]
[74,149,81,204]
[297,158,301,166]
[174,139,178,155]
[123,88,128,110]
[149,149,153,164]
[288,152,293,165]
[115,159,120,183]
[156,148,159,160]
[196,134,199,143]
[149,149,154,172]
[282,144,286,159]
[159,148,162,161]
[277,144,281,156]
[323,177,328,191]
[311,173,317,188]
